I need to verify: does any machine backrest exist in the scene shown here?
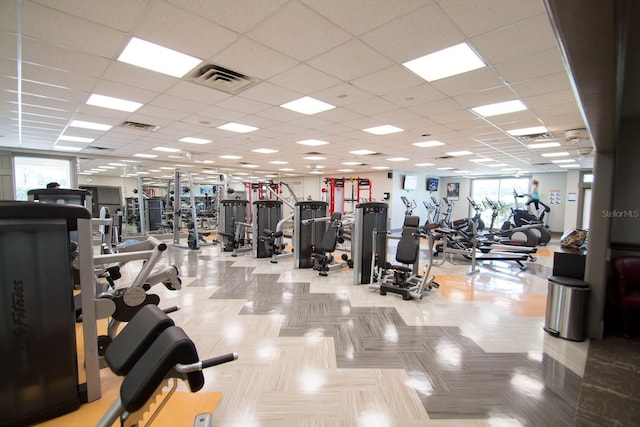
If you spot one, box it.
[120,326,204,413]
[395,215,420,265]
[319,212,342,253]
[105,304,175,376]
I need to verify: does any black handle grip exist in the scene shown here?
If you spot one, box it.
[201,352,238,369]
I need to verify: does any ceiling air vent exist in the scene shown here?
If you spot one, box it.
[85,146,112,151]
[119,121,160,132]
[515,132,551,142]
[190,63,258,94]
[435,155,452,160]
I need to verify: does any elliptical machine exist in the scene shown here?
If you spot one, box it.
[503,189,552,245]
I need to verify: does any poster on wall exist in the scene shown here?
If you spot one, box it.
[548,190,562,204]
[447,182,460,200]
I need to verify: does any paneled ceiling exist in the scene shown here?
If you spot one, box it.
[0,0,592,182]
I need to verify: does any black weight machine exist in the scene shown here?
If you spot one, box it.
[373,216,440,300]
[218,199,252,256]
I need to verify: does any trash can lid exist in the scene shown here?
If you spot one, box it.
[548,275,589,288]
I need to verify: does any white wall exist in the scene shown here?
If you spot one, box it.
[563,169,581,230]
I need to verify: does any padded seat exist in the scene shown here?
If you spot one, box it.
[612,256,640,338]
[104,304,175,376]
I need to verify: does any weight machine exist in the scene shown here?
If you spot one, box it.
[218,199,251,256]
[352,202,389,285]
[323,177,373,214]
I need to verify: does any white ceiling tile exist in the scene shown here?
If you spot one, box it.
[198,105,247,123]
[408,98,462,117]
[302,0,428,36]
[436,0,543,38]
[165,0,289,33]
[343,96,402,116]
[131,105,189,123]
[381,84,447,108]
[21,80,87,103]
[212,37,298,81]
[307,39,394,81]
[247,2,351,61]
[165,81,231,105]
[240,81,301,106]
[0,1,18,32]
[495,49,566,84]
[472,14,558,65]
[92,80,160,104]
[361,2,463,63]
[133,1,239,60]
[22,62,97,92]
[352,65,425,96]
[453,86,515,109]
[270,63,341,94]
[512,72,572,98]
[525,89,578,109]
[430,68,504,97]
[148,94,208,114]
[22,38,111,78]
[102,62,178,93]
[312,83,375,107]
[430,109,477,125]
[31,0,150,32]
[22,1,127,58]
[0,32,17,60]
[216,96,272,116]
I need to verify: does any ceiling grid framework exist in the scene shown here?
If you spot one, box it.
[0,0,590,181]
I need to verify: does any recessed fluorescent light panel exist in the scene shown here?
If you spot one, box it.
[470,158,494,163]
[59,135,94,143]
[217,123,258,133]
[269,160,288,165]
[296,139,329,146]
[541,152,570,157]
[342,162,362,166]
[413,140,445,148]
[551,159,575,164]
[527,142,561,149]
[446,151,473,156]
[241,164,260,168]
[134,153,158,158]
[303,156,326,161]
[279,168,295,172]
[350,149,377,155]
[118,37,201,78]
[387,157,409,162]
[415,163,434,167]
[437,167,454,170]
[153,147,181,152]
[363,125,404,135]
[86,94,142,112]
[179,137,212,144]
[337,169,353,172]
[54,145,83,152]
[372,166,390,170]
[560,163,580,168]
[507,126,548,136]
[69,120,112,131]
[403,42,485,82]
[219,155,242,160]
[252,148,278,154]
[280,96,336,115]
[471,100,527,117]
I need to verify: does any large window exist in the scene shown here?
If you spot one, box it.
[471,177,531,229]
[14,156,73,200]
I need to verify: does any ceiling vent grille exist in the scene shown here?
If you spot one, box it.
[515,132,551,142]
[119,121,160,132]
[190,63,258,94]
[85,146,112,151]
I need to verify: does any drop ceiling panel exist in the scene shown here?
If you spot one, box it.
[22,38,110,78]
[429,67,505,97]
[0,32,17,60]
[512,72,572,97]
[361,2,463,63]
[307,39,394,81]
[247,2,351,61]
[165,81,231,106]
[453,86,515,108]
[472,14,558,65]
[239,81,301,106]
[32,0,149,32]
[22,1,127,58]
[343,96,400,116]
[381,84,446,108]
[22,62,97,93]
[409,98,465,117]
[92,80,160,105]
[495,49,566,84]
[304,1,429,36]
[437,0,543,38]
[312,83,375,107]
[269,63,342,94]
[212,37,297,81]
[132,1,239,60]
[21,80,87,103]
[525,89,578,109]
[351,65,426,96]
[166,0,289,34]
[102,62,178,93]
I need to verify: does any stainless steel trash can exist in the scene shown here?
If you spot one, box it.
[544,275,590,341]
